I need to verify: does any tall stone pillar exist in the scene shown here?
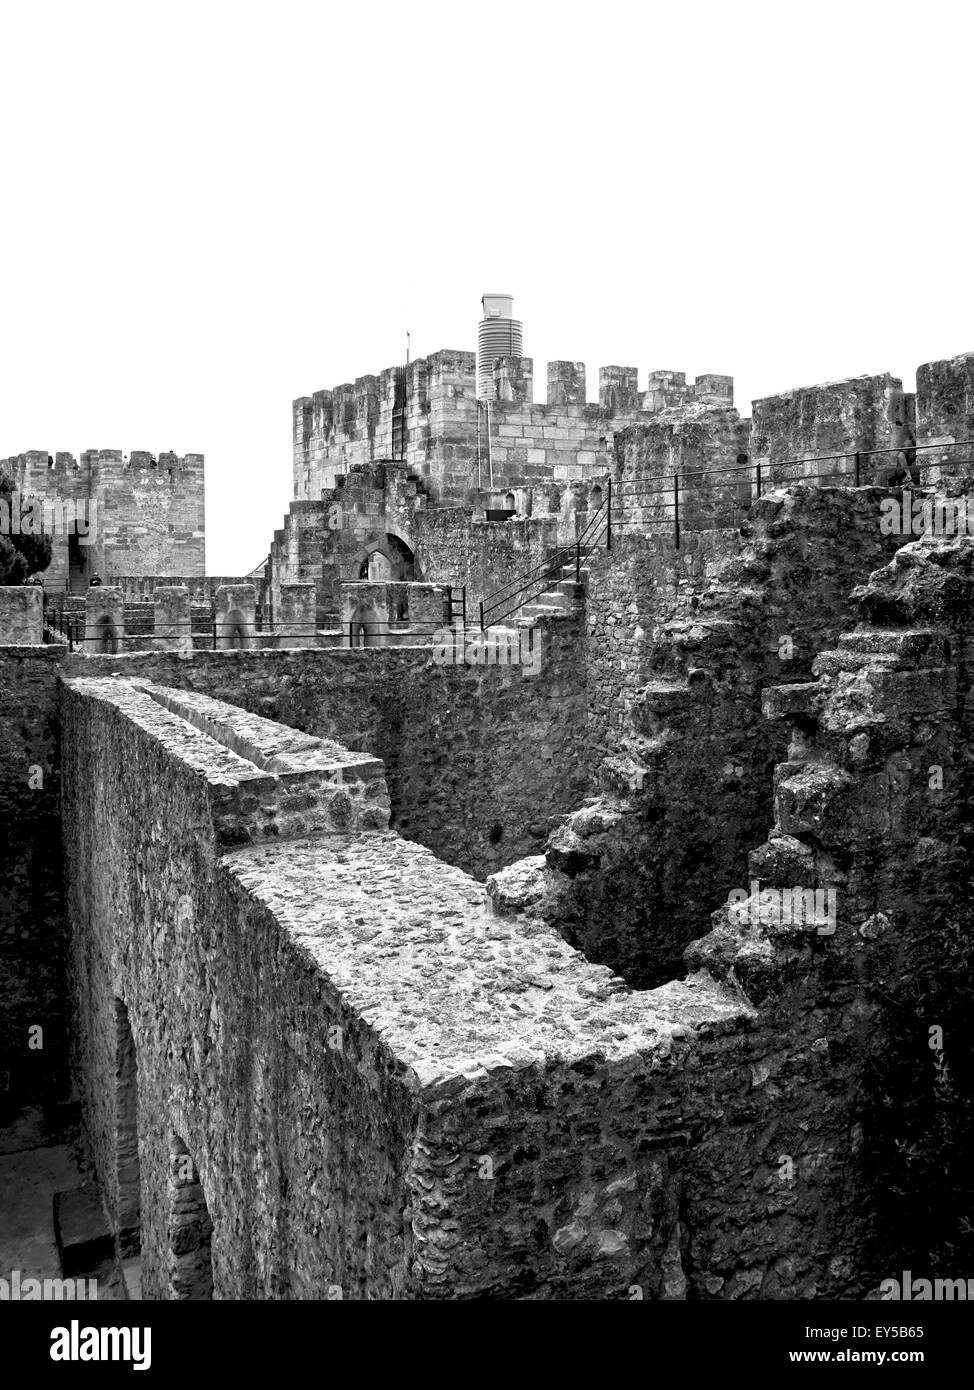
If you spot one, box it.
[279,583,317,644]
[152,586,192,653]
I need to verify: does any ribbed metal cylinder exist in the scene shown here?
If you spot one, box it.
[477,295,522,398]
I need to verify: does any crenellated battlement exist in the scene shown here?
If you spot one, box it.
[293,348,733,505]
[0,448,205,587]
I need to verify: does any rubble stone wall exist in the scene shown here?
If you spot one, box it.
[61,629,590,878]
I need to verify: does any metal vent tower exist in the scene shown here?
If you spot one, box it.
[477,294,523,399]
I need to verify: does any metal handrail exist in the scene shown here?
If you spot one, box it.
[480,489,612,629]
[484,521,611,630]
[476,437,974,626]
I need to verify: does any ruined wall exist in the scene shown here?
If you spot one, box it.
[61,630,590,878]
[531,485,906,986]
[750,374,914,487]
[915,349,974,480]
[613,405,751,536]
[0,646,67,1102]
[487,534,974,1295]
[686,535,974,1284]
[64,674,905,1299]
[412,511,560,618]
[63,675,798,1300]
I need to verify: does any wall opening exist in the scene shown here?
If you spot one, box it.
[114,998,141,1257]
[167,1135,213,1299]
[93,614,118,653]
[222,608,247,648]
[349,603,381,648]
[67,533,88,593]
[367,550,394,581]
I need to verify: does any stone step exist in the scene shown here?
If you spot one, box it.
[835,628,946,666]
[517,603,573,623]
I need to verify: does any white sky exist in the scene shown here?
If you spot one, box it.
[2,0,972,573]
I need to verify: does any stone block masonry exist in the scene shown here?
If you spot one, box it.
[0,449,205,588]
[0,587,43,644]
[292,349,733,507]
[61,675,761,1298]
[750,375,914,488]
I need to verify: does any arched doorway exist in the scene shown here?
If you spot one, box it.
[367,550,394,581]
[356,534,416,584]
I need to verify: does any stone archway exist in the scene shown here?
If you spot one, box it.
[367,550,394,581]
[351,533,417,585]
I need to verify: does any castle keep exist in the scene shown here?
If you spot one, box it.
[2,316,973,1300]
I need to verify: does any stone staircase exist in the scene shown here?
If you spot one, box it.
[484,561,590,644]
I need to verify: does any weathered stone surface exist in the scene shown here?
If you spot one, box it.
[61,634,590,879]
[0,449,205,587]
[61,675,758,1299]
[0,587,42,644]
[751,374,913,487]
[524,485,905,986]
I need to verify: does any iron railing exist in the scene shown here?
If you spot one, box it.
[479,483,612,630]
[476,439,974,626]
[608,439,974,548]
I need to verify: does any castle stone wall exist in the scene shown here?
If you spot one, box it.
[60,675,765,1299]
[750,375,914,487]
[0,449,205,589]
[535,485,907,987]
[61,631,591,878]
[293,349,733,507]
